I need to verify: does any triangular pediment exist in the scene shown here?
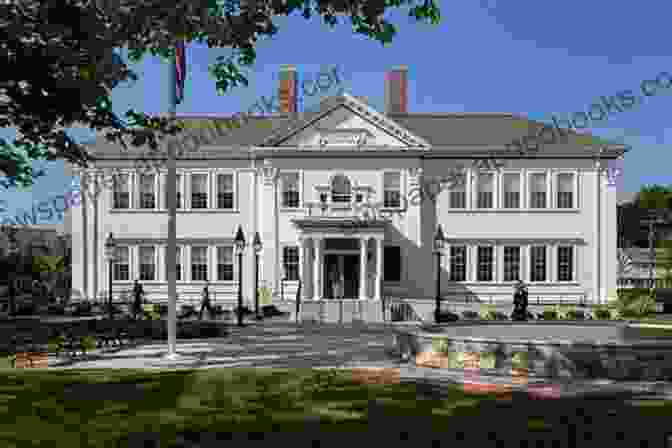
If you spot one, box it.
[262,93,430,149]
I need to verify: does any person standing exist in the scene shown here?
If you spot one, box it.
[132,279,144,320]
[199,282,214,320]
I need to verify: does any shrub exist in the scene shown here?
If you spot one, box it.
[511,352,528,369]
[79,335,97,354]
[566,309,585,320]
[48,335,66,355]
[542,310,557,320]
[461,310,479,320]
[479,306,500,320]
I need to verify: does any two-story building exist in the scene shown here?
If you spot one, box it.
[70,66,624,319]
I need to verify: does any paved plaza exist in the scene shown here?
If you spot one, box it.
[38,320,672,401]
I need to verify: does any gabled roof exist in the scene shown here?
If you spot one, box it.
[86,92,629,158]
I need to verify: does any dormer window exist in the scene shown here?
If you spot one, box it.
[331,175,351,203]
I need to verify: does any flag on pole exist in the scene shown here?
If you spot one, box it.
[175,40,186,104]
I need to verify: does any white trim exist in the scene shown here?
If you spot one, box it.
[136,172,159,210]
[528,244,549,284]
[279,170,304,211]
[213,245,236,282]
[381,170,405,210]
[110,170,134,210]
[189,244,209,282]
[555,244,577,283]
[159,169,185,210]
[137,244,159,283]
[500,170,522,209]
[473,170,496,210]
[474,244,496,283]
[213,169,238,211]
[526,169,549,209]
[552,169,579,210]
[187,171,210,210]
[112,245,131,281]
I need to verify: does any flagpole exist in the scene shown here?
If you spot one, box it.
[164,46,179,360]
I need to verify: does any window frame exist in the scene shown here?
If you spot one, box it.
[553,170,579,210]
[112,245,130,281]
[448,245,467,282]
[214,170,237,211]
[137,245,158,282]
[529,245,548,283]
[111,171,133,210]
[137,172,158,210]
[188,171,211,210]
[282,246,300,281]
[556,245,576,282]
[474,171,496,209]
[476,245,495,282]
[527,170,549,209]
[190,245,209,282]
[503,245,521,282]
[501,171,522,210]
[382,171,403,210]
[330,173,353,204]
[215,245,235,281]
[280,171,302,210]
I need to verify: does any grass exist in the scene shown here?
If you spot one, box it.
[0,368,671,447]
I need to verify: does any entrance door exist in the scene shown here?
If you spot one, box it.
[323,254,359,299]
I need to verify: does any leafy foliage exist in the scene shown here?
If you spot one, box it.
[1,0,442,189]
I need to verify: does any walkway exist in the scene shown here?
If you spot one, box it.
[43,321,672,400]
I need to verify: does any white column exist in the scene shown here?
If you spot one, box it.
[359,237,367,300]
[374,237,383,300]
[313,237,322,300]
[298,237,306,300]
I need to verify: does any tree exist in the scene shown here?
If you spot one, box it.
[1,0,441,188]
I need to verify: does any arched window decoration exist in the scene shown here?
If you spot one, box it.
[331,175,351,203]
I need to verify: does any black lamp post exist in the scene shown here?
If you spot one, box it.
[252,231,263,320]
[234,225,246,327]
[104,233,116,320]
[434,225,445,324]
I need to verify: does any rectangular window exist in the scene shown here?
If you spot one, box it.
[191,174,208,209]
[449,246,467,281]
[217,246,234,281]
[281,173,300,208]
[383,172,401,208]
[139,246,155,281]
[175,246,182,281]
[557,246,574,281]
[530,173,547,209]
[191,246,208,281]
[477,173,494,209]
[503,173,520,209]
[503,246,520,281]
[530,246,547,282]
[384,246,401,282]
[477,246,494,282]
[139,174,156,209]
[113,174,130,209]
[448,183,466,209]
[283,246,299,281]
[164,173,182,209]
[216,173,234,209]
[557,173,574,209]
[113,246,129,281]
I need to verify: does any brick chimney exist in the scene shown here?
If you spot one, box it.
[278,65,298,115]
[385,66,408,115]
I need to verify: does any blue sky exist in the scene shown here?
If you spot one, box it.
[1,0,670,227]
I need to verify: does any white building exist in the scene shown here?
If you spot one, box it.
[70,66,625,318]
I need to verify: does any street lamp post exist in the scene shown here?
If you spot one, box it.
[253,232,263,320]
[434,225,445,324]
[234,226,246,327]
[104,233,116,320]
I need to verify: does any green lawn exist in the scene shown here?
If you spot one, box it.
[0,368,670,447]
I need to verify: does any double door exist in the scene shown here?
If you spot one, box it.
[323,254,359,299]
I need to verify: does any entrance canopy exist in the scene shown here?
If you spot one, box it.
[291,217,387,240]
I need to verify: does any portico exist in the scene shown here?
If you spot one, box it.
[292,218,386,301]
